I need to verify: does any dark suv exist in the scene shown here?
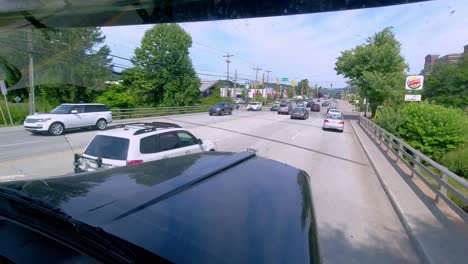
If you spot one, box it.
[208,102,233,116]
[310,103,320,112]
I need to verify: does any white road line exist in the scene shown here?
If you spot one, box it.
[0,140,43,147]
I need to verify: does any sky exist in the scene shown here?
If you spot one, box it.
[102,0,468,88]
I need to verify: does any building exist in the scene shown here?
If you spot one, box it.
[424,44,468,74]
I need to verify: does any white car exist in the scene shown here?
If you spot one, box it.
[24,103,112,136]
[247,102,262,111]
[75,122,216,172]
[323,113,344,132]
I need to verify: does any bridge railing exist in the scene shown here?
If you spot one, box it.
[359,116,468,218]
[111,105,210,120]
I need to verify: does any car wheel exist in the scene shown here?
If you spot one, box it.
[229,110,233,115]
[221,110,224,116]
[209,112,212,116]
[49,122,64,136]
[96,119,107,130]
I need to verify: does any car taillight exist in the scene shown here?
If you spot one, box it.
[340,121,344,124]
[324,119,329,123]
[127,160,143,166]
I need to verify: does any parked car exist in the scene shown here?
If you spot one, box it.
[270,103,280,111]
[323,113,344,132]
[209,102,233,116]
[247,102,262,111]
[75,122,216,173]
[310,103,321,112]
[23,103,112,136]
[291,107,309,120]
[277,103,293,115]
[2,151,320,263]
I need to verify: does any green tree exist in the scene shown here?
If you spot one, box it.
[96,83,137,108]
[127,24,200,106]
[335,27,408,117]
[0,28,112,105]
[423,57,468,108]
[297,79,310,97]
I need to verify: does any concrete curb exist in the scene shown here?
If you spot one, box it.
[349,120,431,264]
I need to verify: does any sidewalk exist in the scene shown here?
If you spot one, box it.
[350,120,468,264]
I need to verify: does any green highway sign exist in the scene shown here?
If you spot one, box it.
[281,77,288,81]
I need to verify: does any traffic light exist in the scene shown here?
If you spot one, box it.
[292,80,295,87]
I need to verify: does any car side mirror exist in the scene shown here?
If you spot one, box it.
[70,110,78,114]
[197,138,203,145]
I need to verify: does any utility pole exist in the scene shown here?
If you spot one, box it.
[28,29,35,115]
[253,66,262,101]
[223,53,234,82]
[234,70,237,89]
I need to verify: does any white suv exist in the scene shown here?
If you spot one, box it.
[75,122,216,172]
[247,102,262,111]
[24,103,112,135]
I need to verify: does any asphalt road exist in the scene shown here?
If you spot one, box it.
[0,100,421,263]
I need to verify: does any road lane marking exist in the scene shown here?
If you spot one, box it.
[0,140,43,147]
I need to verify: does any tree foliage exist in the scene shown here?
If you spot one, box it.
[376,102,467,160]
[0,28,112,105]
[96,83,137,108]
[126,24,200,106]
[335,27,408,117]
[423,57,468,109]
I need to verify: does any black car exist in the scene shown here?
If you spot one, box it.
[209,102,233,116]
[291,107,310,120]
[0,151,320,263]
[322,101,329,107]
[306,100,314,107]
[270,103,280,111]
[310,103,321,112]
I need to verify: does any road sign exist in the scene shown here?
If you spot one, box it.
[281,77,288,81]
[14,96,21,103]
[405,75,424,91]
[0,80,6,95]
[405,94,422,101]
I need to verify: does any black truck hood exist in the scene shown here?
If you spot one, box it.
[2,151,319,263]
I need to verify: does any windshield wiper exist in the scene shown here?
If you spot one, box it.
[0,187,169,263]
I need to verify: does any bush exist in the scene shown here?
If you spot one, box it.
[376,101,467,160]
[0,103,29,125]
[441,143,468,178]
[96,84,137,109]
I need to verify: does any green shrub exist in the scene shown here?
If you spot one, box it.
[0,103,29,125]
[376,101,467,160]
[96,84,137,109]
[441,143,468,178]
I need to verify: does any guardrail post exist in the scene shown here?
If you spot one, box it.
[411,156,421,178]
[436,172,448,204]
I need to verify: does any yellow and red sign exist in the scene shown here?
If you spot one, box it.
[405,75,424,90]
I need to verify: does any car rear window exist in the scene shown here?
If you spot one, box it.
[280,103,288,107]
[84,135,129,160]
[327,114,343,120]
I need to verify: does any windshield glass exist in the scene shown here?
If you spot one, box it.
[84,135,129,160]
[49,105,74,114]
[1,1,467,263]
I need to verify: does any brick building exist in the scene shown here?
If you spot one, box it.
[423,44,467,74]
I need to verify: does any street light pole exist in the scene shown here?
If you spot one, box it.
[223,53,234,81]
[253,66,262,101]
[28,29,35,115]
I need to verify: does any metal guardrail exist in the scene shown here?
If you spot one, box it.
[111,105,210,120]
[359,116,468,218]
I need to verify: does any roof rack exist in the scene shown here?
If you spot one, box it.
[111,122,182,135]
